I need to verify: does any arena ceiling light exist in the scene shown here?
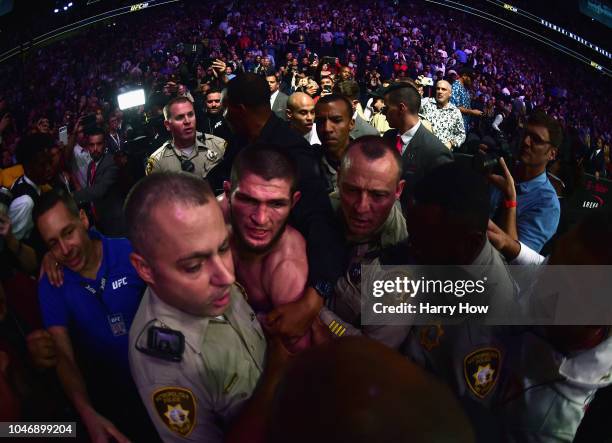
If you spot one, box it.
[117,89,146,111]
[54,2,74,13]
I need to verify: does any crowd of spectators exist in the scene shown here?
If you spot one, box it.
[0,0,610,172]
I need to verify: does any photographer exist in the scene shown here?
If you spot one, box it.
[489,111,562,253]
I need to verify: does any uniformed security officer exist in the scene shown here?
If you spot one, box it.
[124,172,266,442]
[317,136,409,346]
[146,96,226,179]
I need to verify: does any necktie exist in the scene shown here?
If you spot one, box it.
[396,133,403,153]
[88,161,97,186]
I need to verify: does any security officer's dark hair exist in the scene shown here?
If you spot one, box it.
[341,136,403,182]
[315,94,353,120]
[527,111,563,149]
[384,83,421,115]
[230,143,299,195]
[163,96,193,120]
[414,162,489,234]
[333,80,360,101]
[33,188,80,225]
[226,73,271,108]
[15,133,54,167]
[124,172,215,254]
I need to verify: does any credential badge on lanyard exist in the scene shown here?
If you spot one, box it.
[83,277,127,336]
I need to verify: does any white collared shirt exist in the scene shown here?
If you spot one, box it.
[270,90,279,109]
[398,120,422,155]
[73,143,91,189]
[305,123,321,145]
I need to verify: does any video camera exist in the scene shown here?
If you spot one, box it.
[455,133,513,175]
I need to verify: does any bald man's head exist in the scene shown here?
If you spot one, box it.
[435,80,452,107]
[287,92,315,135]
[269,337,474,443]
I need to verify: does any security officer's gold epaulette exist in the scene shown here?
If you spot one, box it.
[328,320,346,337]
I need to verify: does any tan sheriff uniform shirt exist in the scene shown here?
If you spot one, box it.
[128,284,266,442]
[319,192,409,348]
[145,131,226,179]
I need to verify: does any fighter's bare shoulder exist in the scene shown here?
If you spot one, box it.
[262,225,308,302]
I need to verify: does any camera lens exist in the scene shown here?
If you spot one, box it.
[472,152,499,174]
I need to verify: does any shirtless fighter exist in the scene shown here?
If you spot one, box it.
[219,144,311,350]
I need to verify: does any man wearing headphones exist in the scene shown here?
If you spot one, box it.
[145,97,227,178]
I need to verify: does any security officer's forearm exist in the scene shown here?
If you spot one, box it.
[319,307,362,338]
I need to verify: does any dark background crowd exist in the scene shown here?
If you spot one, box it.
[0,0,610,169]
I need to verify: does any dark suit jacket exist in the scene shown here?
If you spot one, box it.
[271,91,289,121]
[384,123,453,199]
[73,153,126,237]
[105,133,123,154]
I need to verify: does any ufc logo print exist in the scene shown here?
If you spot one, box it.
[112,277,128,290]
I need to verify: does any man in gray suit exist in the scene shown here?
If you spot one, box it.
[267,74,289,121]
[334,80,379,140]
[73,128,126,236]
[382,83,453,203]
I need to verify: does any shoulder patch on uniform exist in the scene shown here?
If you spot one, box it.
[464,347,501,399]
[206,149,218,162]
[152,387,197,437]
[145,158,156,175]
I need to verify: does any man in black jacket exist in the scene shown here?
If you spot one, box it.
[198,89,232,141]
[382,83,453,203]
[207,73,347,342]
